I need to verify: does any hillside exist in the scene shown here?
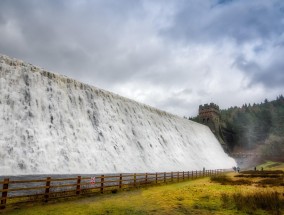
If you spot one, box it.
[0,54,236,175]
[221,96,284,158]
[191,96,284,160]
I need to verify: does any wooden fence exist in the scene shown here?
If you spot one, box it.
[0,169,225,209]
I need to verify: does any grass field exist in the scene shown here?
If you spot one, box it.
[2,161,283,215]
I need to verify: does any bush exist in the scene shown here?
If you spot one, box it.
[258,178,284,187]
[210,175,230,184]
[221,191,283,214]
[210,175,251,185]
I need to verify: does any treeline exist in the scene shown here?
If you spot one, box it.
[191,95,284,159]
[222,95,284,158]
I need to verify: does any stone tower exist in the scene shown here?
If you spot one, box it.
[198,103,220,133]
[198,103,228,151]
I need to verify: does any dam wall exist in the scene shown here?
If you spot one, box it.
[0,54,236,175]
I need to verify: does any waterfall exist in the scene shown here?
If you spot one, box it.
[0,54,236,175]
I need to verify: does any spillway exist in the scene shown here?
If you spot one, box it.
[0,54,236,175]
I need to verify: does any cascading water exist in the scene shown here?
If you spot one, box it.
[0,54,236,175]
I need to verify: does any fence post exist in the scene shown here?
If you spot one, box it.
[196,170,197,178]
[188,171,190,180]
[171,172,173,182]
[0,178,9,209]
[134,173,136,187]
[177,172,179,182]
[100,175,104,194]
[164,172,166,183]
[44,177,51,203]
[183,171,185,180]
[76,176,81,195]
[155,173,158,184]
[119,174,122,189]
[145,173,148,185]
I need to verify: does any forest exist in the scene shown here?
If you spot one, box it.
[191,95,284,160]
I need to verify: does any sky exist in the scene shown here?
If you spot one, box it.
[0,0,284,117]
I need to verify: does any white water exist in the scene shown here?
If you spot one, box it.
[0,54,236,175]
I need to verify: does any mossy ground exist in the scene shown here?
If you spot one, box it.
[257,161,284,171]
[1,161,283,215]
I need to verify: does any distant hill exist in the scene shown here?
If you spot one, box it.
[190,96,284,161]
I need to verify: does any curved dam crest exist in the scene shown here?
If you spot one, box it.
[0,54,236,175]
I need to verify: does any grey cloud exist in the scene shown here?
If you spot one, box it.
[0,0,145,84]
[234,53,284,88]
[0,0,284,117]
[162,0,284,44]
[161,0,284,92]
[176,88,193,96]
[156,95,198,117]
[217,0,234,5]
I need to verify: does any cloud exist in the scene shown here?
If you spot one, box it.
[0,0,283,117]
[159,0,284,98]
[163,0,284,44]
[234,50,284,88]
[232,31,284,88]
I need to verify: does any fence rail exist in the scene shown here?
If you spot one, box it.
[0,169,225,209]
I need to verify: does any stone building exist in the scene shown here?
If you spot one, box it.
[199,103,220,132]
[198,103,228,152]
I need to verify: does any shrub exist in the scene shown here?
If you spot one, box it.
[221,191,283,214]
[258,178,284,187]
[210,175,251,185]
[210,175,230,185]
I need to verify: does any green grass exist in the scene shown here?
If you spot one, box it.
[3,175,283,215]
[221,191,283,214]
[2,178,242,215]
[257,161,284,171]
[2,161,283,215]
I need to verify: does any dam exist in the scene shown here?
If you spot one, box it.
[0,54,236,175]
